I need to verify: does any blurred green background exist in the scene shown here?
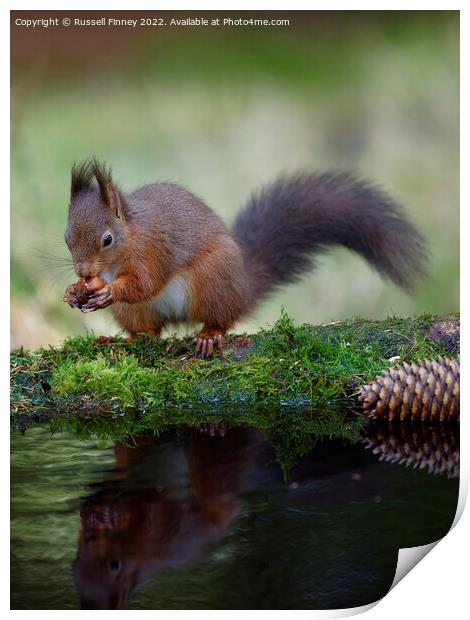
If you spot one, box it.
[11,11,459,349]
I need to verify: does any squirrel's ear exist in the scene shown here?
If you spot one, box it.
[103,182,126,222]
[92,159,126,222]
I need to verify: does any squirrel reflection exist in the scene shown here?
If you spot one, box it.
[73,421,459,609]
[73,425,267,609]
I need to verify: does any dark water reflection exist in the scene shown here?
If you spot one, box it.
[11,418,459,610]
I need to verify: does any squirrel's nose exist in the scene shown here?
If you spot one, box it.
[75,263,92,278]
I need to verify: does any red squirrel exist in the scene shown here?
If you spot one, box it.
[64,159,427,357]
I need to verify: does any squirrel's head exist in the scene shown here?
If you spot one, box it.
[66,159,129,279]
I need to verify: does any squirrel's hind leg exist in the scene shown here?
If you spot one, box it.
[111,302,164,339]
[189,235,253,359]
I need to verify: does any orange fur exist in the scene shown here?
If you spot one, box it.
[67,160,254,346]
[188,234,254,332]
[111,302,163,337]
[67,159,427,354]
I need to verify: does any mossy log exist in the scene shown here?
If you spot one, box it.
[10,312,459,421]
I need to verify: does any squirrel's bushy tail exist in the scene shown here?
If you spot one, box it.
[232,172,428,301]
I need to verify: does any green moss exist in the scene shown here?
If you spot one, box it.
[11,312,458,418]
[32,401,364,478]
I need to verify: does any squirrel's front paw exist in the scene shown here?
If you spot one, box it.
[63,284,80,308]
[81,286,114,312]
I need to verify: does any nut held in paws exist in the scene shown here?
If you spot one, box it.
[63,276,105,310]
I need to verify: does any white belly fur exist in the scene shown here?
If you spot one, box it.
[101,265,120,285]
[152,275,189,320]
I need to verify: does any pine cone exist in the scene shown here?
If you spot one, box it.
[362,422,459,478]
[358,357,459,422]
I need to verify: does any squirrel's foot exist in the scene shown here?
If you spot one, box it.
[81,286,113,312]
[193,328,224,358]
[196,421,226,437]
[93,334,135,345]
[93,336,118,345]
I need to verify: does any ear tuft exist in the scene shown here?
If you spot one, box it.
[71,160,94,199]
[91,158,113,197]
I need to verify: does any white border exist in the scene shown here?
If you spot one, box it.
[5,2,466,617]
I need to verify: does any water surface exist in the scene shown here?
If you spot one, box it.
[11,418,459,609]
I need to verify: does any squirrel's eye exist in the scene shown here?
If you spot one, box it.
[102,234,113,248]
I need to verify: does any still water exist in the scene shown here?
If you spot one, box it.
[11,418,459,610]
